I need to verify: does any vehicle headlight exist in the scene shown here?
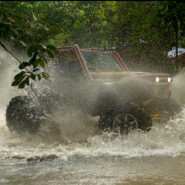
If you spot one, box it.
[155,77,172,83]
[155,77,160,83]
[167,77,172,82]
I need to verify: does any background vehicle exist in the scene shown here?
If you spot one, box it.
[6,45,181,135]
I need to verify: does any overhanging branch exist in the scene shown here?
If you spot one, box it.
[0,40,22,64]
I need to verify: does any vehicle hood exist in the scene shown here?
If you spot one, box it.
[90,71,169,81]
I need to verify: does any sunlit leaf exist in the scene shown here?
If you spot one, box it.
[40,60,45,68]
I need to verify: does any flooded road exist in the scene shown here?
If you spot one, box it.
[1,108,185,185]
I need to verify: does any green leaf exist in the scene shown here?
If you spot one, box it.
[46,45,57,51]
[33,68,39,72]
[41,72,49,79]
[14,71,25,81]
[38,45,46,52]
[30,74,36,80]
[19,62,30,70]
[24,77,29,85]
[37,74,41,81]
[46,49,54,58]
[43,56,48,64]
[11,80,20,86]
[18,81,25,89]
[10,26,19,36]
[40,60,45,68]
[27,46,37,57]
[29,51,38,65]
[32,59,41,68]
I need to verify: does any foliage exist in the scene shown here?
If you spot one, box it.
[0,2,60,88]
[0,1,185,88]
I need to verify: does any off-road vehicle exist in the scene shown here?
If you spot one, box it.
[6,45,181,135]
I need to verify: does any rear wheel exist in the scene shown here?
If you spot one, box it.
[6,96,42,135]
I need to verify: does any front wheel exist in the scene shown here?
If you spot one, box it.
[112,112,138,134]
[99,103,152,134]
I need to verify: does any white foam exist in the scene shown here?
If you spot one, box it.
[1,46,185,162]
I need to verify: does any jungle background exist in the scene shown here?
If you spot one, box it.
[0,1,185,88]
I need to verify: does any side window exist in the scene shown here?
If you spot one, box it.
[54,50,83,78]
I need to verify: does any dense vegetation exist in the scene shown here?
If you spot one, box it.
[0,1,185,88]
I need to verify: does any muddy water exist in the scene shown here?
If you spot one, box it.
[1,106,185,185]
[1,50,185,185]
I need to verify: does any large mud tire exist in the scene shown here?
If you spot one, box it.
[6,96,42,135]
[99,103,152,134]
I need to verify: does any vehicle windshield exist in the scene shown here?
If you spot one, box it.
[81,51,123,72]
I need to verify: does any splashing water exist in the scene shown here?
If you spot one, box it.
[1,45,185,160]
[1,47,185,184]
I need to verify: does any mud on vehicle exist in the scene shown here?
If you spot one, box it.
[6,45,181,135]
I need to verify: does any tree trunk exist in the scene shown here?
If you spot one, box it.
[174,18,179,73]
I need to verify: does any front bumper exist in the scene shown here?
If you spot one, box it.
[151,113,170,121]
